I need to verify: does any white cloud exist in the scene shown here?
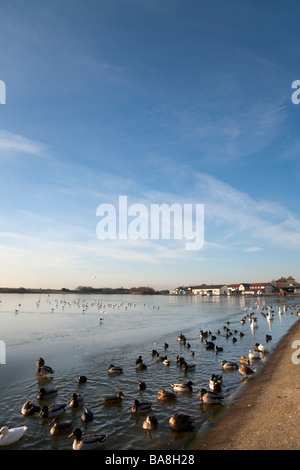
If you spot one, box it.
[0,130,47,158]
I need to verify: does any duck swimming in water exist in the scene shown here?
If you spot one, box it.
[108,364,123,374]
[0,426,27,446]
[69,428,107,450]
[37,387,58,400]
[36,357,54,377]
[40,404,66,418]
[49,418,73,436]
[81,408,94,422]
[21,401,40,416]
[198,389,224,404]
[157,389,177,401]
[103,392,125,404]
[170,381,193,392]
[142,415,158,430]
[220,360,238,370]
[70,393,84,408]
[169,413,194,432]
[131,399,152,414]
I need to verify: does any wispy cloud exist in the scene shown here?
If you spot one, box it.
[0,130,47,158]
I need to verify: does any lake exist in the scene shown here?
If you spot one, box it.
[0,292,299,450]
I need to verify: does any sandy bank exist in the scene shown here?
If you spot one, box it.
[187,317,300,450]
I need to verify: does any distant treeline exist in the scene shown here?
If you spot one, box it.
[0,286,168,295]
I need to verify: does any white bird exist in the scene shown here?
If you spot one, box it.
[0,426,27,446]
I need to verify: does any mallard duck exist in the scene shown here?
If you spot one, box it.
[209,375,222,392]
[70,393,84,408]
[198,389,224,404]
[36,358,54,377]
[131,399,152,414]
[221,360,238,370]
[169,413,194,432]
[239,364,255,378]
[142,415,158,430]
[49,418,73,436]
[108,364,123,374]
[170,381,193,392]
[77,375,87,384]
[182,361,196,371]
[135,355,143,365]
[240,355,250,365]
[135,362,147,370]
[37,387,58,400]
[81,408,94,422]
[69,428,107,450]
[177,333,186,342]
[157,389,177,401]
[103,392,125,404]
[40,404,66,418]
[155,353,167,361]
[21,401,40,416]
[0,426,27,446]
[137,381,146,391]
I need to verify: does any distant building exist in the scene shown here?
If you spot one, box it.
[227,282,277,295]
[191,284,228,296]
[274,276,300,294]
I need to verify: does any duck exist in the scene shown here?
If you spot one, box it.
[21,401,40,416]
[239,364,255,378]
[135,361,147,370]
[265,334,272,342]
[131,399,152,414]
[0,426,27,446]
[181,361,196,371]
[170,381,193,392]
[36,358,54,377]
[142,415,158,430]
[108,364,123,374]
[157,389,177,401]
[163,358,170,366]
[137,381,146,391]
[49,418,73,436]
[169,413,195,432]
[214,345,223,353]
[37,387,58,400]
[135,355,143,365]
[69,428,107,450]
[77,375,87,384]
[198,389,224,404]
[204,340,215,350]
[70,393,84,408]
[81,408,94,422]
[40,404,67,418]
[220,360,238,370]
[240,355,250,365]
[155,353,167,362]
[248,350,260,361]
[103,392,125,404]
[209,374,222,392]
[254,343,268,354]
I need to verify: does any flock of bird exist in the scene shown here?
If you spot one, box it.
[1,300,300,449]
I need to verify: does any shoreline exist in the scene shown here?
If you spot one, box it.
[186,317,300,450]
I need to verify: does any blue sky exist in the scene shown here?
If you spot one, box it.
[0,0,300,290]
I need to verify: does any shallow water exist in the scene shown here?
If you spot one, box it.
[0,293,299,450]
